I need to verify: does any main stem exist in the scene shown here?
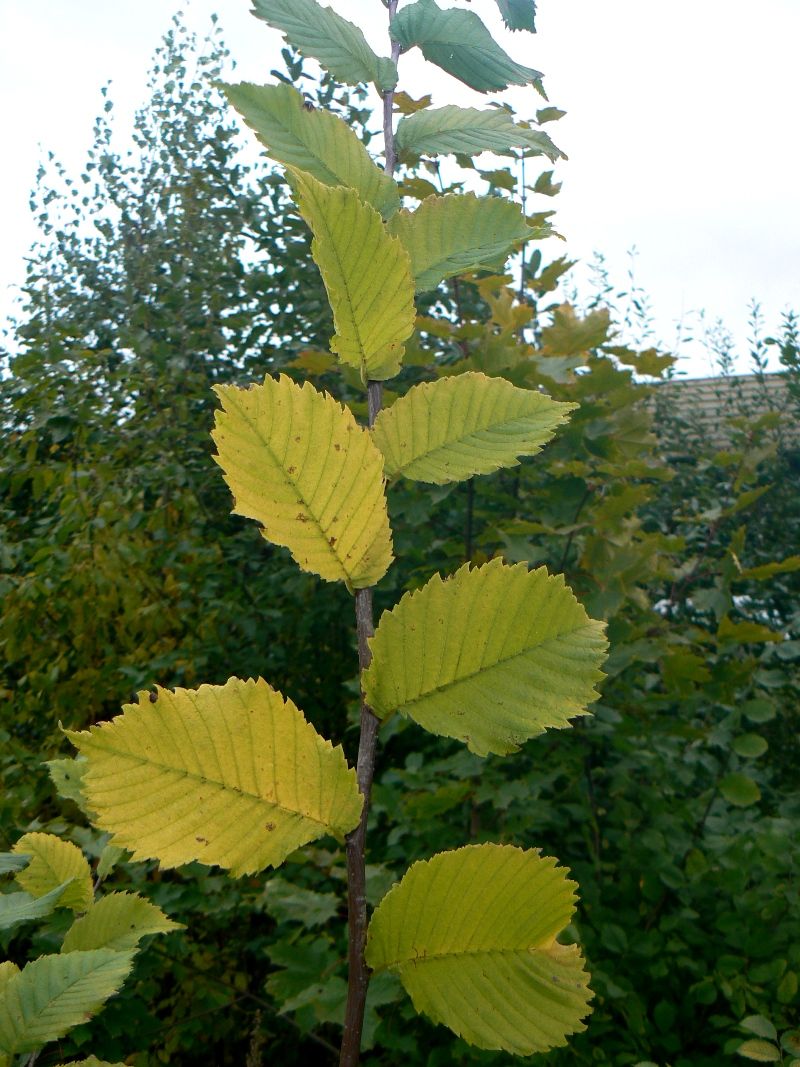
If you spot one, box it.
[340,6,400,1064]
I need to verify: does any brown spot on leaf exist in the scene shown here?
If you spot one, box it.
[265,822,276,832]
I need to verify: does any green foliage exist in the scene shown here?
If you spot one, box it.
[0,833,178,1062]
[222,81,400,217]
[390,0,543,92]
[388,192,541,293]
[1,3,797,1065]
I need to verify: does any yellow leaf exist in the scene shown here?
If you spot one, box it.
[291,170,415,381]
[12,834,93,914]
[67,678,363,877]
[212,374,393,589]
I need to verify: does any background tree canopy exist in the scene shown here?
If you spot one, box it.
[1,14,798,1067]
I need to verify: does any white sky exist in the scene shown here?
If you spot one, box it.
[1,0,798,375]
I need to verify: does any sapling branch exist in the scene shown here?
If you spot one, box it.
[340,6,400,1064]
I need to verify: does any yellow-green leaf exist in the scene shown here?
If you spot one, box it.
[291,170,415,380]
[251,0,397,91]
[396,105,561,161]
[62,893,183,953]
[57,1059,127,1066]
[222,82,399,218]
[213,374,392,589]
[388,193,536,293]
[737,1039,782,1062]
[13,834,93,914]
[364,559,607,756]
[67,678,363,877]
[0,951,133,1055]
[0,966,19,994]
[372,372,574,484]
[366,844,591,1054]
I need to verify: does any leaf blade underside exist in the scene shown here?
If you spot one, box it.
[391,0,542,92]
[388,193,537,293]
[396,105,561,161]
[223,81,399,217]
[251,0,397,90]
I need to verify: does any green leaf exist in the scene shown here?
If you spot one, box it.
[212,374,393,589]
[0,965,18,994]
[739,554,800,580]
[0,854,31,875]
[496,0,537,31]
[13,834,93,913]
[742,698,776,723]
[372,372,574,484]
[718,616,780,645]
[396,105,562,161]
[222,82,399,218]
[366,844,591,1054]
[46,757,90,811]
[720,773,761,808]
[67,678,363,877]
[56,1059,127,1066]
[391,0,542,93]
[732,734,768,758]
[736,1039,781,1062]
[388,193,536,293]
[0,884,72,932]
[262,877,339,928]
[0,950,133,1055]
[291,170,415,381]
[741,1016,778,1041]
[62,893,183,953]
[541,305,612,355]
[364,559,607,756]
[251,0,397,91]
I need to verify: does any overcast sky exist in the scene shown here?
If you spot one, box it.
[1,0,798,376]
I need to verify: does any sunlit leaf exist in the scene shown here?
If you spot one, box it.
[46,757,90,812]
[222,82,399,217]
[391,0,542,92]
[373,372,574,484]
[251,0,397,90]
[0,951,133,1055]
[13,834,93,913]
[364,559,607,756]
[212,374,393,589]
[62,893,183,953]
[291,170,415,381]
[67,678,363,877]
[388,193,536,293]
[396,105,562,160]
[366,844,591,1053]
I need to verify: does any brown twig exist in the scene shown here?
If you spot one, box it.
[339,7,400,1063]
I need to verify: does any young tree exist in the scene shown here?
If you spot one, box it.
[57,1,608,1063]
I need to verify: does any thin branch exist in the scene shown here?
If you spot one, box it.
[339,6,400,1064]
